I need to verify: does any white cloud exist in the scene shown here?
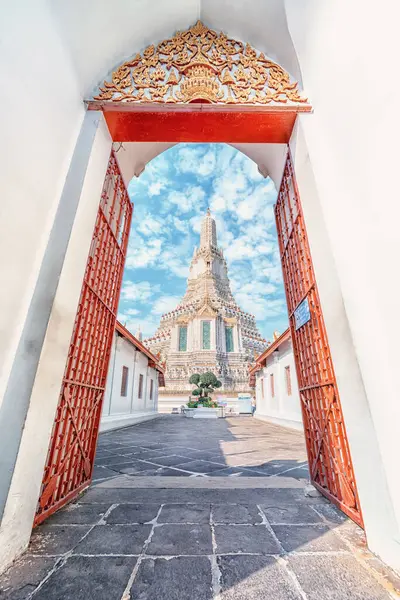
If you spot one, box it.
[148,181,165,196]
[170,216,190,233]
[152,295,182,315]
[126,237,163,269]
[176,147,216,177]
[160,249,190,278]
[137,214,164,237]
[118,314,160,339]
[121,280,160,302]
[236,181,276,222]
[167,186,206,213]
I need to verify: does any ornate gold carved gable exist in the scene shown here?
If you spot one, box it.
[224,317,237,325]
[94,21,307,106]
[176,315,190,324]
[197,303,217,318]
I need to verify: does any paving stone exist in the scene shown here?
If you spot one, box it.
[218,555,302,600]
[46,503,111,525]
[271,524,348,553]
[92,466,120,481]
[106,503,161,524]
[159,504,211,524]
[179,460,231,474]
[147,524,213,555]
[280,467,310,479]
[289,554,393,599]
[31,555,137,600]
[118,466,161,476]
[334,520,367,550]
[260,504,322,524]
[214,524,281,555]
[120,450,163,460]
[130,556,213,599]
[148,455,196,467]
[193,452,226,463]
[95,455,134,467]
[206,467,244,477]
[28,525,91,555]
[106,459,156,472]
[237,469,270,477]
[212,504,263,524]
[75,524,151,555]
[0,555,58,600]
[311,502,349,524]
[154,467,193,476]
[81,487,316,505]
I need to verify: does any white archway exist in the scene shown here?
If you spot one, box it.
[1,4,400,575]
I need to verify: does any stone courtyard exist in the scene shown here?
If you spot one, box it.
[1,416,399,599]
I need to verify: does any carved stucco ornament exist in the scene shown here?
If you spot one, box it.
[94,21,307,105]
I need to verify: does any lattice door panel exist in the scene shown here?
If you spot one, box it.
[35,152,132,525]
[275,152,363,527]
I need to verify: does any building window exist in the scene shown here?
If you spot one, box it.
[138,374,144,399]
[150,379,154,401]
[225,326,234,352]
[121,366,129,397]
[270,374,275,398]
[285,366,292,396]
[202,321,211,350]
[179,326,187,351]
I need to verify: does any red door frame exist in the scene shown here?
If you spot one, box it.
[275,152,363,527]
[35,152,132,525]
[37,102,362,527]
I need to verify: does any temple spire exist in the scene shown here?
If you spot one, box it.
[200,208,218,249]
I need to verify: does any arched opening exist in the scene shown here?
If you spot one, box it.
[35,22,362,534]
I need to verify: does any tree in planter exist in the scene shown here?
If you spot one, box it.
[187,372,222,408]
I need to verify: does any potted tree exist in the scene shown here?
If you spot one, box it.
[187,372,222,418]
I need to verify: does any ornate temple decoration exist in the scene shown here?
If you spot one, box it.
[144,210,268,394]
[94,21,307,105]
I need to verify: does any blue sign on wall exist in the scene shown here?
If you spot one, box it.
[294,297,311,330]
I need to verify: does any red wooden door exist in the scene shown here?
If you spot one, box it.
[275,152,363,526]
[35,153,132,525]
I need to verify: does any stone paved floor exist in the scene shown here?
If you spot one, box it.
[1,416,400,599]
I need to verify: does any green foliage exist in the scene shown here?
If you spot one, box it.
[187,398,218,408]
[200,372,220,387]
[188,371,222,408]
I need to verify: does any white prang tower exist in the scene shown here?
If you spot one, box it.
[144,209,267,407]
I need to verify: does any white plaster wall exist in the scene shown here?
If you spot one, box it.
[101,332,159,431]
[255,340,302,430]
[285,0,400,571]
[0,116,112,571]
[0,1,84,409]
[289,124,400,570]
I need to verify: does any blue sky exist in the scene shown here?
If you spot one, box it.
[118,143,288,341]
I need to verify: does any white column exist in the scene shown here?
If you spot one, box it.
[171,324,179,351]
[233,325,240,353]
[210,319,216,350]
[143,366,149,410]
[289,119,400,571]
[0,114,112,572]
[129,349,138,414]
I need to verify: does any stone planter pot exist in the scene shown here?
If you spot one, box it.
[184,408,195,418]
[192,407,218,419]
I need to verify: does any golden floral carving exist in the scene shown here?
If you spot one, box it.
[94,21,307,105]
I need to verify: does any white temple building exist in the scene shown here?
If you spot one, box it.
[145,210,267,411]
[250,329,302,431]
[101,322,164,431]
